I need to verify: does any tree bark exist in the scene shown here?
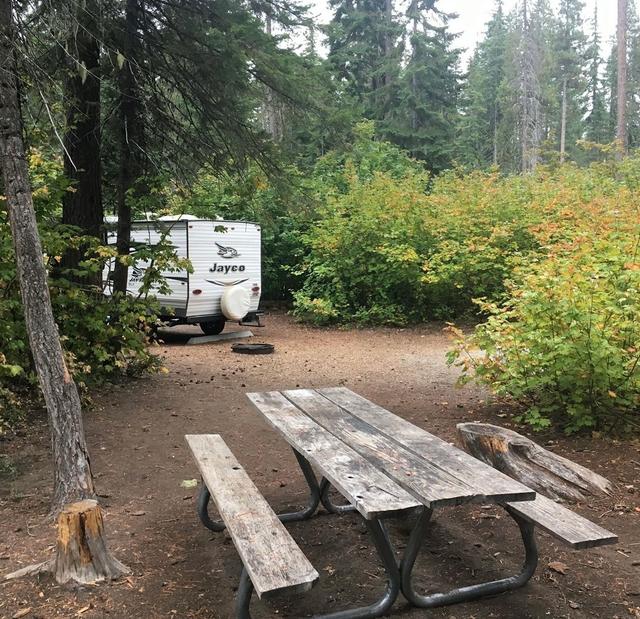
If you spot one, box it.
[616,0,628,157]
[113,0,146,294]
[53,500,129,583]
[4,500,129,584]
[61,0,103,282]
[560,76,567,163]
[0,0,95,513]
[457,423,612,502]
[260,11,283,143]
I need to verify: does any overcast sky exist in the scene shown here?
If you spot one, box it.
[308,0,617,65]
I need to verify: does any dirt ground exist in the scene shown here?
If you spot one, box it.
[1,310,639,619]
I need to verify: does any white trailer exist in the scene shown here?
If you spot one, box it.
[105,216,262,334]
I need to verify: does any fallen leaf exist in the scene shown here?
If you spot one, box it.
[76,605,92,615]
[180,479,198,489]
[323,565,336,576]
[548,561,569,575]
[131,510,146,516]
[12,609,31,619]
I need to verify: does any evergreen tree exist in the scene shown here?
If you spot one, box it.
[604,0,640,150]
[458,1,508,168]
[583,5,611,151]
[626,1,640,149]
[326,0,404,123]
[606,41,619,137]
[385,2,461,172]
[551,0,588,162]
[531,0,556,138]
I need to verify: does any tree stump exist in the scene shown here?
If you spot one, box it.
[53,500,129,584]
[456,423,613,502]
[4,500,129,584]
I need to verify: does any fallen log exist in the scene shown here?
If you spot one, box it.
[456,423,612,502]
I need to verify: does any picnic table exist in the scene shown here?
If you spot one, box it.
[186,387,617,618]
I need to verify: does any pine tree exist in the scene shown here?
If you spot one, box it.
[551,0,588,163]
[617,0,629,154]
[584,5,610,152]
[326,0,404,124]
[518,0,544,171]
[384,2,460,172]
[605,0,639,151]
[60,0,103,282]
[626,1,640,149]
[458,1,508,168]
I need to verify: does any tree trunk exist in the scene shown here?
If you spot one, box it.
[113,0,146,294]
[61,0,103,280]
[493,104,498,166]
[617,0,628,157]
[53,500,129,583]
[260,11,283,143]
[1,1,128,586]
[4,500,129,584]
[560,76,567,163]
[0,0,94,514]
[457,423,612,502]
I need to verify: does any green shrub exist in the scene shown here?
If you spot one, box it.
[448,226,640,433]
[0,150,169,432]
[166,164,315,300]
[292,167,432,325]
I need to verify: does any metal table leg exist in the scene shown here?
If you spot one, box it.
[197,484,225,532]
[235,516,401,619]
[279,449,323,523]
[399,506,538,608]
[196,447,324,532]
[320,479,357,515]
[235,567,253,619]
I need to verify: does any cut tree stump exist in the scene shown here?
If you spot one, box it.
[456,423,612,502]
[4,500,129,584]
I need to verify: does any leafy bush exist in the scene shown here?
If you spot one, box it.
[448,169,640,433]
[292,167,431,325]
[0,150,164,432]
[293,138,640,326]
[167,164,315,300]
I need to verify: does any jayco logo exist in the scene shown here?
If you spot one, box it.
[209,263,246,274]
[215,242,240,259]
[129,266,146,282]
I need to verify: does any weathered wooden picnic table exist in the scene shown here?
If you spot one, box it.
[187,387,617,618]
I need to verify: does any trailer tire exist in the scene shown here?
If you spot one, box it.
[199,318,226,336]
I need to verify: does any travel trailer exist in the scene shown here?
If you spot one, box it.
[105,215,262,334]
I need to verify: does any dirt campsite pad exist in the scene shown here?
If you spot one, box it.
[1,312,639,618]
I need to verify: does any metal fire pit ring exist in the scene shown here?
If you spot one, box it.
[231,343,275,355]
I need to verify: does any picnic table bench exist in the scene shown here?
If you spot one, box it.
[186,387,617,618]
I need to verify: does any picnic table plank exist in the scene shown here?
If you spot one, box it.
[505,493,618,549]
[282,389,493,508]
[185,434,319,598]
[246,391,421,519]
[319,387,535,504]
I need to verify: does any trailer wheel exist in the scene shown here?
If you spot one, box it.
[199,318,226,335]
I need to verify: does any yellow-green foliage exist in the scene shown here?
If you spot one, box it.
[295,150,637,325]
[0,151,165,432]
[295,139,640,432]
[448,161,640,433]
[293,165,431,325]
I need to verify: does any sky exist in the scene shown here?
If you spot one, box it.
[448,0,616,63]
[307,0,618,66]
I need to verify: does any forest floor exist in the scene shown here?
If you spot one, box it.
[1,310,639,619]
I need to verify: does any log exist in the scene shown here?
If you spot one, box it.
[4,500,129,584]
[456,423,612,502]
